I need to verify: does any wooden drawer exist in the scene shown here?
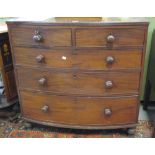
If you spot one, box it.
[20,91,138,127]
[16,68,140,96]
[75,28,145,47]
[10,26,72,47]
[14,47,142,70]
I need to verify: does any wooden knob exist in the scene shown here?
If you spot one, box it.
[36,55,44,63]
[38,78,46,85]
[106,34,115,43]
[41,105,49,113]
[105,81,113,89]
[104,108,112,116]
[106,56,114,64]
[33,30,43,42]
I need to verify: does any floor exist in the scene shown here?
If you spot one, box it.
[139,104,155,121]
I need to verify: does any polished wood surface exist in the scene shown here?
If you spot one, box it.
[76,27,145,47]
[14,47,142,70]
[10,26,72,47]
[21,91,138,126]
[7,18,148,129]
[7,17,148,26]
[16,67,140,96]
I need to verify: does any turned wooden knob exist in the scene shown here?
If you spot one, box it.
[106,56,114,64]
[106,34,115,43]
[41,105,49,113]
[104,108,112,116]
[38,78,46,85]
[33,30,43,42]
[105,81,113,89]
[36,55,44,63]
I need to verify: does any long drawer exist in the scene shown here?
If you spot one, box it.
[10,26,72,47]
[14,47,142,70]
[75,27,145,47]
[20,91,138,126]
[16,68,140,96]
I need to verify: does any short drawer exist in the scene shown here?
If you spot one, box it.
[10,26,72,47]
[16,68,140,96]
[21,91,138,126]
[14,47,142,70]
[75,27,145,47]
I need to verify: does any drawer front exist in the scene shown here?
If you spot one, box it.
[76,28,145,47]
[16,68,140,95]
[14,47,142,70]
[21,91,138,126]
[10,26,72,47]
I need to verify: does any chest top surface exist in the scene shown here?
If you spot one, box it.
[6,17,149,26]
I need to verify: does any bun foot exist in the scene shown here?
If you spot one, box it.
[127,128,136,135]
[19,122,32,130]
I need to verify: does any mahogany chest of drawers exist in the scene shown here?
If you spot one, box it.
[7,17,148,130]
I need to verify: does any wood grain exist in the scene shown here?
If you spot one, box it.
[10,26,72,47]
[21,91,138,126]
[14,47,143,70]
[7,20,148,129]
[16,67,140,96]
[76,28,145,47]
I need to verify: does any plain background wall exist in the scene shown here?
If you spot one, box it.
[140,17,155,100]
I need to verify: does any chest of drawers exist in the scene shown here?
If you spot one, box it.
[7,17,148,130]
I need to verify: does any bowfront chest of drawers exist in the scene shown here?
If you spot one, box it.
[7,17,148,130]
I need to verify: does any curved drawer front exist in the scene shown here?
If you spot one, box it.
[10,26,72,47]
[14,47,142,70]
[16,68,140,96]
[76,27,145,47]
[21,91,138,126]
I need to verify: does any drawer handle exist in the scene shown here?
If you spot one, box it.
[41,105,49,113]
[105,81,113,89]
[38,78,46,85]
[36,55,45,63]
[33,30,43,42]
[104,108,112,116]
[106,34,115,43]
[106,56,114,64]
